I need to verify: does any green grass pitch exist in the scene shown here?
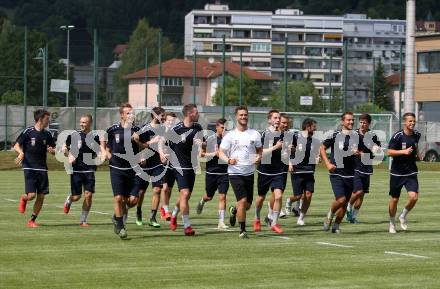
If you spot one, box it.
[1,165,439,288]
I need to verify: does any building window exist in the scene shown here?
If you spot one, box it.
[251,43,271,53]
[250,61,270,68]
[190,79,199,87]
[417,51,440,73]
[252,30,270,39]
[162,94,182,106]
[305,34,322,42]
[324,74,341,82]
[272,32,285,41]
[232,45,250,52]
[214,16,231,25]
[77,92,92,101]
[322,60,341,69]
[324,47,342,57]
[271,59,284,68]
[194,33,211,38]
[305,47,322,56]
[213,43,231,52]
[305,60,322,69]
[287,46,303,55]
[290,73,304,81]
[287,33,303,42]
[213,30,230,38]
[271,45,284,54]
[194,16,209,24]
[233,30,251,38]
[162,78,183,86]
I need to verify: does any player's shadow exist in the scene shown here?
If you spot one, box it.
[353,228,440,235]
[127,228,238,240]
[40,222,111,227]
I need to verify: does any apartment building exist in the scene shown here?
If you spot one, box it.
[343,14,406,107]
[185,4,407,107]
[184,3,343,99]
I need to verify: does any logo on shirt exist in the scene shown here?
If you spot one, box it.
[298,144,303,151]
[43,139,46,145]
[338,141,344,150]
[115,134,120,144]
[77,140,82,149]
[250,140,255,145]
[31,137,36,146]
[402,142,406,150]
[234,139,239,145]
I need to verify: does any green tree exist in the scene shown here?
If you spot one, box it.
[212,75,263,107]
[329,89,343,113]
[1,90,23,104]
[114,18,175,103]
[0,19,66,106]
[268,80,324,112]
[353,102,384,113]
[372,59,392,111]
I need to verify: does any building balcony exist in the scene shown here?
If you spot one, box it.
[161,86,184,94]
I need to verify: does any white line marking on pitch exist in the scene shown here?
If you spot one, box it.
[3,198,134,219]
[258,234,291,240]
[207,228,236,232]
[316,242,353,248]
[385,251,429,259]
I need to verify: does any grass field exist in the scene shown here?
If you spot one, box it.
[1,162,440,288]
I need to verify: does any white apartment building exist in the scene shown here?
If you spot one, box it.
[185,4,406,106]
[344,14,406,106]
[184,3,343,98]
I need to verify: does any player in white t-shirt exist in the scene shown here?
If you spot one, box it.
[219,106,262,239]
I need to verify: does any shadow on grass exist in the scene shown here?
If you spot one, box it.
[40,222,113,227]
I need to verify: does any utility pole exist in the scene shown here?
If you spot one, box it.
[329,53,333,112]
[93,29,98,130]
[239,50,243,105]
[372,57,376,105]
[60,25,75,107]
[23,26,28,127]
[144,48,148,107]
[221,35,226,118]
[343,39,348,112]
[283,36,288,111]
[193,49,197,104]
[158,31,162,106]
[399,43,404,128]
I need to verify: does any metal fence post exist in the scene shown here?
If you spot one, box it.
[239,50,243,105]
[93,29,98,130]
[283,36,288,111]
[145,48,148,107]
[222,35,226,118]
[193,49,197,104]
[343,39,348,112]
[158,31,162,106]
[398,43,403,129]
[4,105,8,151]
[23,26,28,128]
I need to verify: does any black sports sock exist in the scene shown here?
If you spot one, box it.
[115,216,124,229]
[239,222,246,233]
[150,210,157,221]
[232,207,237,215]
[31,214,38,221]
[136,207,142,219]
